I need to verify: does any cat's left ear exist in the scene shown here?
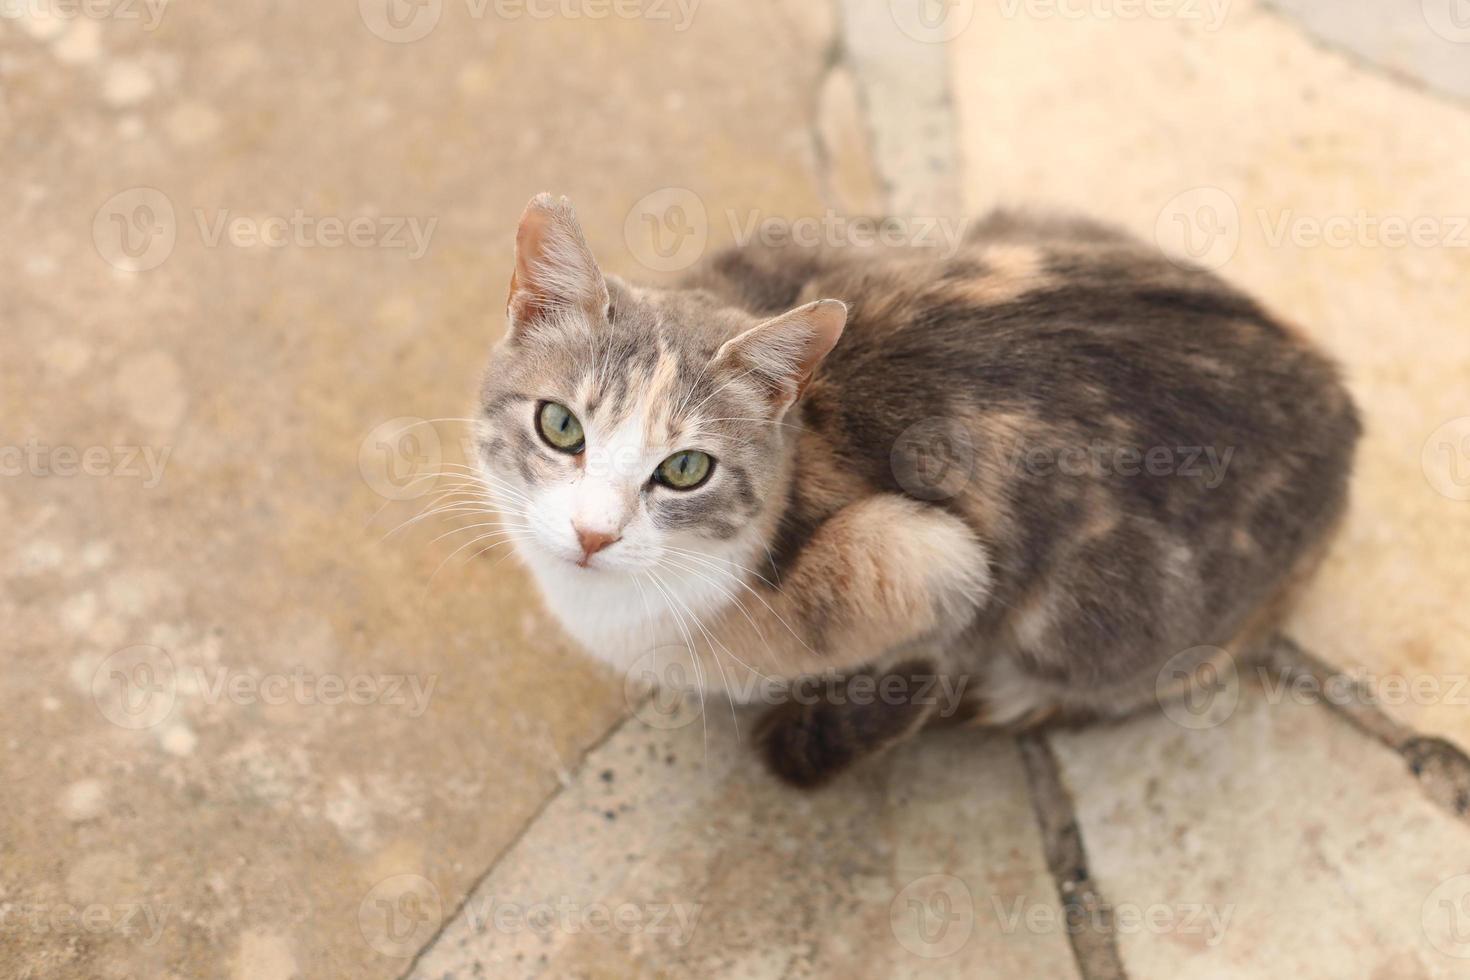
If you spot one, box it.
[712,299,847,413]
[506,193,610,340]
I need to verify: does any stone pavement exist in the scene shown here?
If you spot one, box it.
[2,1,1468,978]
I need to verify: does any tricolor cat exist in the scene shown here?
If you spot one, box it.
[472,194,1359,786]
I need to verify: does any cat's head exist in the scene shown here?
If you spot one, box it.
[476,194,846,576]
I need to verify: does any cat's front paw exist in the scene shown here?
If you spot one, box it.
[756,699,858,789]
[755,677,937,789]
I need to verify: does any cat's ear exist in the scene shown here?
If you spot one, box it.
[506,193,610,339]
[712,299,847,413]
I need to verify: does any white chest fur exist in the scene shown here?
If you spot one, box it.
[517,540,745,675]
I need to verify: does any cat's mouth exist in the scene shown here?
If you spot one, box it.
[541,540,611,571]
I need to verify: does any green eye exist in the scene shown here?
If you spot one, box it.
[536,401,584,453]
[655,450,714,490]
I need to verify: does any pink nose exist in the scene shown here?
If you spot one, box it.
[574,526,619,564]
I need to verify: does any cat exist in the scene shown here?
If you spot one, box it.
[473,193,1360,787]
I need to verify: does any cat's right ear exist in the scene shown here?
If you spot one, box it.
[505,193,610,340]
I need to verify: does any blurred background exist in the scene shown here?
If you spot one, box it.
[3,0,1470,977]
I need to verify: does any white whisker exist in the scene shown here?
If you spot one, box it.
[645,568,710,761]
[661,547,811,657]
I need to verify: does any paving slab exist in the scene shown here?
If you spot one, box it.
[1266,0,1470,102]
[410,707,1082,980]
[0,1,841,977]
[1050,690,1470,979]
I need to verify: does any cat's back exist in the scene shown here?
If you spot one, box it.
[693,209,1360,632]
[695,210,1358,481]
[689,210,1360,714]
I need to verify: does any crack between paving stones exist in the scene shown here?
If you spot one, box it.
[809,4,858,212]
[400,8,944,975]
[1011,632,1470,980]
[387,644,1470,980]
[1017,734,1131,980]
[803,7,1470,971]
[1258,2,1470,111]
[832,0,963,217]
[1266,634,1470,823]
[396,711,637,980]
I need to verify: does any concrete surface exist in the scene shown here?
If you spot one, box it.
[1266,0,1470,102]
[1052,691,1470,979]
[409,710,1081,979]
[3,0,1470,978]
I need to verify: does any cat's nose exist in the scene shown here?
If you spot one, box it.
[573,525,620,563]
